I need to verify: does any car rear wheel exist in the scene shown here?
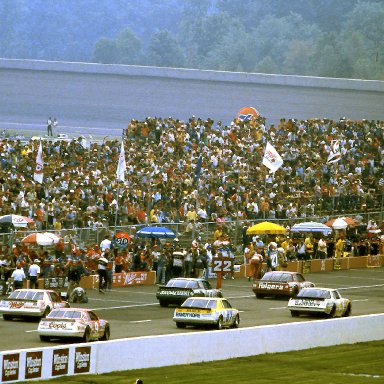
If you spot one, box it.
[159,301,168,307]
[290,310,299,317]
[329,305,336,318]
[255,293,264,299]
[83,327,92,343]
[3,314,12,321]
[232,315,240,328]
[343,304,351,317]
[176,322,186,329]
[40,335,50,342]
[42,307,51,319]
[216,316,223,330]
[100,325,110,341]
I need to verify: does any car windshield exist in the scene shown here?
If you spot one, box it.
[166,279,199,289]
[47,310,82,319]
[261,273,292,282]
[298,289,331,299]
[181,299,217,309]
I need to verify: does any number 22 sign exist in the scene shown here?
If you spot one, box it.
[212,257,232,273]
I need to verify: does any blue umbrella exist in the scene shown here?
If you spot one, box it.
[136,226,176,239]
[290,222,332,235]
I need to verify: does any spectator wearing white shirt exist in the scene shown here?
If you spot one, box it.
[28,259,41,289]
[100,235,112,252]
[11,265,26,290]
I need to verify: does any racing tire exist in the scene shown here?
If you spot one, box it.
[176,322,186,329]
[159,301,168,307]
[83,327,92,343]
[2,314,12,321]
[290,310,300,317]
[40,335,50,342]
[343,304,351,317]
[215,316,223,330]
[255,293,264,299]
[329,305,336,318]
[100,325,110,341]
[231,315,240,328]
[291,287,299,298]
[42,307,51,319]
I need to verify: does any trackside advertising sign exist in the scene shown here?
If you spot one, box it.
[52,348,69,376]
[2,353,19,382]
[74,346,91,374]
[25,351,43,379]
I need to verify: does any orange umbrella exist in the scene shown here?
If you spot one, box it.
[325,217,359,228]
[21,232,61,246]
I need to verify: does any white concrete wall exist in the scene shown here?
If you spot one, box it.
[1,58,383,92]
[1,313,383,382]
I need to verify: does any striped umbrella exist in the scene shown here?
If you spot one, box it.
[290,222,332,235]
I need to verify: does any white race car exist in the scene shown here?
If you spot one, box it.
[173,297,240,330]
[287,287,352,318]
[0,289,69,320]
[38,307,110,342]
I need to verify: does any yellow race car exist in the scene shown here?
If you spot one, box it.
[173,297,240,330]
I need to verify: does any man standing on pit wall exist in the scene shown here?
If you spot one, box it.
[11,265,26,290]
[28,259,41,289]
[47,117,52,136]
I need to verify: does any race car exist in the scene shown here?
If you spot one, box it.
[253,271,315,299]
[38,307,110,342]
[173,297,240,330]
[287,287,352,318]
[156,278,222,307]
[0,289,70,320]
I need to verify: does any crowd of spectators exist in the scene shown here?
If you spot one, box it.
[0,114,383,287]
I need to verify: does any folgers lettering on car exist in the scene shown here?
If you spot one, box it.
[258,283,284,290]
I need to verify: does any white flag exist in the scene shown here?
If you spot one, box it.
[33,141,44,184]
[116,141,126,182]
[262,142,283,173]
[327,140,341,164]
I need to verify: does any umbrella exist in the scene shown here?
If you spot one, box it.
[136,226,176,239]
[325,217,359,229]
[290,222,332,235]
[21,232,61,246]
[0,214,34,228]
[246,222,286,235]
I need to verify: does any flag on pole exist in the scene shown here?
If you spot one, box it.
[262,142,283,173]
[116,141,126,182]
[327,140,341,164]
[33,141,44,183]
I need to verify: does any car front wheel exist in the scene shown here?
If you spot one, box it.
[100,325,110,341]
[232,315,240,328]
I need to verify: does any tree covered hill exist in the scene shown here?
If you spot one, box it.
[1,0,383,80]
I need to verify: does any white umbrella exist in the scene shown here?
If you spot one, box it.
[290,221,332,235]
[331,218,349,230]
[0,214,34,228]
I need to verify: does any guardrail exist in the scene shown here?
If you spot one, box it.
[1,313,383,382]
[1,58,384,92]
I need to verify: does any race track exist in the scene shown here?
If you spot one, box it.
[0,68,383,138]
[1,268,383,351]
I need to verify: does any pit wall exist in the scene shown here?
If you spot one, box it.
[1,314,383,383]
[1,58,383,92]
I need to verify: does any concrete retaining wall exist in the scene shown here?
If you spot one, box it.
[1,58,383,92]
[1,313,383,382]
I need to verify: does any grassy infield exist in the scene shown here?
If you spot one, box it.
[20,341,384,384]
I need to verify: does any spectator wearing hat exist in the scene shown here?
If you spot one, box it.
[28,259,41,289]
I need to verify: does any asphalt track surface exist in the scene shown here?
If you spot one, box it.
[1,267,383,351]
[0,68,383,138]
